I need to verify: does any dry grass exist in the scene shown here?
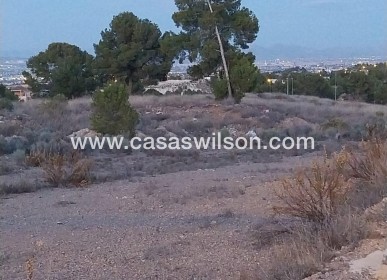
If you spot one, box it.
[273,149,350,223]
[267,137,387,279]
[259,212,369,280]
[40,151,92,188]
[129,94,214,108]
[243,93,387,126]
[12,96,91,137]
[260,227,330,280]
[25,149,45,167]
[348,137,387,182]
[274,137,387,223]
[26,257,34,280]
[3,93,386,197]
[0,180,40,195]
[346,137,387,210]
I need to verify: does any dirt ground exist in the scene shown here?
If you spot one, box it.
[1,93,387,279]
[0,154,319,280]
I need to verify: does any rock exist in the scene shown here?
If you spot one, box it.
[364,197,387,221]
[338,93,355,101]
[246,130,257,138]
[279,117,317,137]
[68,128,100,138]
[156,126,167,131]
[144,79,212,95]
[165,131,177,138]
[136,132,147,139]
[335,132,342,140]
[350,249,387,275]
[155,126,177,138]
[279,117,314,130]
[227,126,238,137]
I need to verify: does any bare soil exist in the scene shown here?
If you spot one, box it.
[1,93,387,279]
[0,155,317,280]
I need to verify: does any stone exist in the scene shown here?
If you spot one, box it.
[246,130,257,138]
[68,128,100,138]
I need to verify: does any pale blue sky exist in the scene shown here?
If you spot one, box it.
[1,0,386,58]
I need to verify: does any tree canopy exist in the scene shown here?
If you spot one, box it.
[0,84,18,111]
[23,43,96,98]
[334,64,387,104]
[91,83,139,136]
[259,63,387,104]
[171,0,260,102]
[0,84,16,100]
[93,12,173,94]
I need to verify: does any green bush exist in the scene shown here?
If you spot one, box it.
[0,84,17,100]
[0,135,29,155]
[210,52,261,103]
[0,98,14,111]
[91,83,138,136]
[0,84,17,111]
[229,54,260,103]
[211,78,228,100]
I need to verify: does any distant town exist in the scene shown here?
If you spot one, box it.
[0,58,26,85]
[256,56,387,73]
[1,56,386,86]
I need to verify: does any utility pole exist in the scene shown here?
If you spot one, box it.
[334,71,337,101]
[206,0,232,100]
[291,77,294,95]
[286,77,289,95]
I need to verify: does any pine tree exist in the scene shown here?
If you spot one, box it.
[91,83,138,136]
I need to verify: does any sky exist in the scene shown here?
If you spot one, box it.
[0,0,386,59]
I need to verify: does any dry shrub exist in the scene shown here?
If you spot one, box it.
[260,212,368,280]
[36,95,70,132]
[345,138,387,210]
[347,137,387,182]
[273,150,351,223]
[25,149,45,167]
[0,180,40,195]
[41,151,92,187]
[26,257,34,280]
[260,225,330,280]
[268,137,387,279]
[320,209,369,249]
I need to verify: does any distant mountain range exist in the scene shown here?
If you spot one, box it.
[2,44,386,62]
[250,44,387,60]
[0,50,33,59]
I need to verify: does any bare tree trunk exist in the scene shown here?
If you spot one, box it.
[206,0,233,99]
[127,77,133,96]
